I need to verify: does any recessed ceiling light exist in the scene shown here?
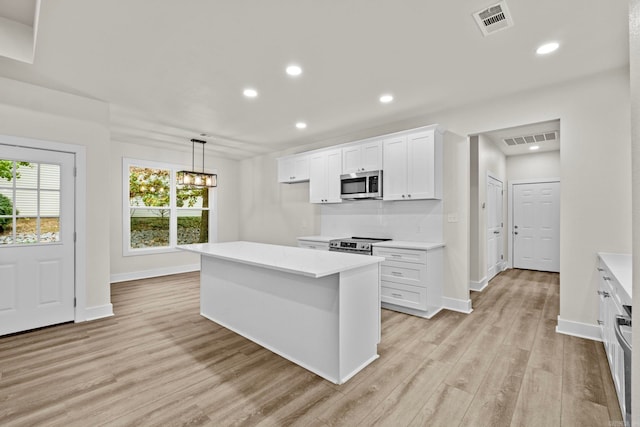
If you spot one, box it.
[295,122,307,129]
[243,88,258,98]
[536,42,559,55]
[286,65,302,76]
[529,145,540,150]
[379,94,394,103]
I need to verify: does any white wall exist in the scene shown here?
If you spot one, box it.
[109,140,240,281]
[506,150,560,182]
[239,67,631,331]
[0,76,111,312]
[469,134,507,283]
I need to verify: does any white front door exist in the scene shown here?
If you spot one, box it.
[0,145,75,335]
[512,181,560,272]
[487,176,503,281]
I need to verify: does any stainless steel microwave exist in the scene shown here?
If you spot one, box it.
[340,170,382,199]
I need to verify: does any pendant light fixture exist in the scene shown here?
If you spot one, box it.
[177,138,217,187]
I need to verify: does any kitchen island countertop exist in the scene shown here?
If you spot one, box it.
[178,241,383,279]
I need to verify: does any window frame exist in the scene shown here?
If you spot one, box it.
[122,157,216,257]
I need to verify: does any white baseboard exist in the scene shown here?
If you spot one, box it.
[83,303,114,321]
[110,263,200,283]
[555,316,602,342]
[442,297,473,314]
[469,277,488,292]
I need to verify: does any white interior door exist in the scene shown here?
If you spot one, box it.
[512,181,560,272]
[487,176,503,281]
[0,145,75,335]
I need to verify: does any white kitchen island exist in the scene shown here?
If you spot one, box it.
[177,241,384,384]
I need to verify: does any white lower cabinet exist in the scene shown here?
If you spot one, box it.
[596,254,632,424]
[373,244,443,319]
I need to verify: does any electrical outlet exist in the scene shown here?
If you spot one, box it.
[447,213,458,223]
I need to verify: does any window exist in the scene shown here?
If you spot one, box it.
[0,159,61,246]
[123,158,215,256]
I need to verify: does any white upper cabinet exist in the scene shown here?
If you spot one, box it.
[383,127,442,201]
[342,140,382,174]
[277,154,310,183]
[309,149,342,204]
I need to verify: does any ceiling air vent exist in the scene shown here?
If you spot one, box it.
[473,1,514,36]
[503,131,558,147]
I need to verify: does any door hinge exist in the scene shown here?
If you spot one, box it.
[73,231,77,243]
[73,166,77,177]
[501,254,504,260]
[74,297,77,307]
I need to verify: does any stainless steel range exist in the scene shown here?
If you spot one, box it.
[329,237,391,255]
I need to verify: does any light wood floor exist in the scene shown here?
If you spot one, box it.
[0,269,622,426]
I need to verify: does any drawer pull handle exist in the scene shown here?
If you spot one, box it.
[597,320,604,325]
[602,276,612,281]
[391,254,402,257]
[391,271,403,276]
[597,290,610,298]
[391,293,403,298]
[597,268,604,272]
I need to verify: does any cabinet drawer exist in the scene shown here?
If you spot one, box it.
[380,261,426,285]
[298,241,329,251]
[381,281,427,310]
[373,247,426,264]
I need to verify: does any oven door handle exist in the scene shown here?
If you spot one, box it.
[614,316,632,354]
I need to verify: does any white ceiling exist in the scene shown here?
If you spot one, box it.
[0,1,629,160]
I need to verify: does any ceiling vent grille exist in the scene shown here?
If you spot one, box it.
[503,131,557,146]
[473,1,514,36]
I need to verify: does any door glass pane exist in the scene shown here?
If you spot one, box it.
[15,190,37,216]
[129,167,170,207]
[41,217,60,243]
[0,159,15,187]
[178,210,208,244]
[15,217,38,244]
[15,163,37,189]
[40,164,61,190]
[40,191,60,216]
[130,208,170,248]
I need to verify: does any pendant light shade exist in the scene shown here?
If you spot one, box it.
[177,138,217,188]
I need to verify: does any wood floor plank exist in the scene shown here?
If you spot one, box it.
[459,345,530,427]
[510,367,562,427]
[407,383,474,427]
[0,269,623,427]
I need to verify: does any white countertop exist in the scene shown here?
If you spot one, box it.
[372,241,445,251]
[297,235,347,243]
[598,252,632,300]
[178,241,384,279]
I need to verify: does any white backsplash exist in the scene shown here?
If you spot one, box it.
[320,199,443,242]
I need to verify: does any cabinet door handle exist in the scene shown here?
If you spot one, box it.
[407,194,412,198]
[597,290,610,297]
[391,293,403,298]
[603,276,611,281]
[391,254,402,258]
[391,271,403,276]
[597,268,604,272]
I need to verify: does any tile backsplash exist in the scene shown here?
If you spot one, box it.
[320,199,443,242]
